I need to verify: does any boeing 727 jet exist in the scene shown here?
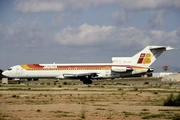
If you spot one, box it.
[2,46,174,84]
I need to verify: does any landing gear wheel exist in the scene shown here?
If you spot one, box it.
[17,80,20,84]
[83,80,87,84]
[83,79,92,84]
[88,80,92,84]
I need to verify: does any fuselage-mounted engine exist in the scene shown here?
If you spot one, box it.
[111,66,132,72]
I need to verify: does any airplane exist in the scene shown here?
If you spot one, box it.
[2,46,174,84]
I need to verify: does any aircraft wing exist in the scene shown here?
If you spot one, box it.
[56,72,98,79]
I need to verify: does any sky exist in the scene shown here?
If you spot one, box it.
[0,0,180,71]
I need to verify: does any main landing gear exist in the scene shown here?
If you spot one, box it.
[83,79,92,84]
[81,77,93,84]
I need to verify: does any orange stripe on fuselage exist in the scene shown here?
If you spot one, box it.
[27,64,43,68]
[20,64,43,70]
[20,64,148,71]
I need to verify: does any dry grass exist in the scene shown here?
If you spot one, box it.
[0,78,180,120]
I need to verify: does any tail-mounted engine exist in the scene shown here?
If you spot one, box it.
[111,66,132,72]
[147,68,154,72]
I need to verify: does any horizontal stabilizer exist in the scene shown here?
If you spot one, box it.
[149,46,174,50]
[112,45,175,67]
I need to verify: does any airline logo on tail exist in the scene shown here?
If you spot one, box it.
[137,53,151,64]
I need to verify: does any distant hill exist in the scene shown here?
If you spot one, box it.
[154,66,180,72]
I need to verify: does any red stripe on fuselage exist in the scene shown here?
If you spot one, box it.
[27,64,44,69]
[25,64,146,69]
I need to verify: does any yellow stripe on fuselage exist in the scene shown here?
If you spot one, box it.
[132,67,148,70]
[20,64,147,71]
[20,64,30,70]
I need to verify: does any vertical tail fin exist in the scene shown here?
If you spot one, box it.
[132,46,174,67]
[112,46,174,67]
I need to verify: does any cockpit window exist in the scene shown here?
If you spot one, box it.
[8,68,12,71]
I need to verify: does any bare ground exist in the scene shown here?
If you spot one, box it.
[0,78,180,120]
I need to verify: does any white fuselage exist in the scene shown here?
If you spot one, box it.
[2,63,147,79]
[2,46,174,84]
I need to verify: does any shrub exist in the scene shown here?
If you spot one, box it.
[37,109,41,112]
[40,82,44,85]
[32,96,35,99]
[63,82,68,85]
[144,82,149,85]
[53,82,57,85]
[163,93,180,106]
[74,88,78,90]
[107,107,115,119]
[172,114,180,120]
[153,91,158,94]
[80,106,86,119]
[142,108,149,111]
[134,87,138,91]
[169,83,173,87]
[47,82,51,85]
[118,88,123,91]
[12,95,17,98]
[58,84,62,88]
[12,95,19,98]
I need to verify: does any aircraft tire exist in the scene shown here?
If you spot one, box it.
[83,80,87,84]
[83,79,92,84]
[88,80,92,84]
[17,80,20,84]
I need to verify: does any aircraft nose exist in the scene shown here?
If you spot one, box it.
[2,71,7,76]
